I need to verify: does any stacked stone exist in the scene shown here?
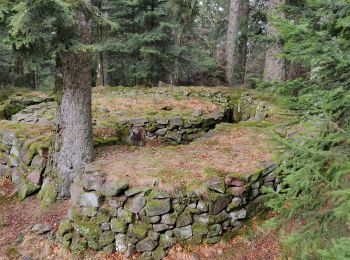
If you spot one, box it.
[58,163,280,259]
[0,131,48,199]
[119,112,225,146]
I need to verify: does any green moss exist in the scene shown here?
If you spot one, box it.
[111,218,128,233]
[18,176,41,200]
[94,210,110,225]
[38,181,57,207]
[99,231,115,247]
[74,221,101,240]
[192,223,209,237]
[70,236,88,253]
[127,222,151,240]
[58,220,73,237]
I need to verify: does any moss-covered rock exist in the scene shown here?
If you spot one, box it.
[74,221,101,240]
[207,224,222,237]
[99,231,115,247]
[111,218,128,233]
[70,236,88,253]
[207,192,231,215]
[144,199,171,216]
[37,180,57,207]
[18,176,41,200]
[192,223,209,237]
[127,222,151,241]
[58,220,73,237]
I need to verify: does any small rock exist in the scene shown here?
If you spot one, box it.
[82,172,106,191]
[165,131,182,143]
[153,224,170,232]
[155,128,167,136]
[80,192,104,208]
[125,196,147,214]
[192,109,203,117]
[101,223,111,231]
[115,234,128,252]
[108,196,127,208]
[27,170,42,185]
[130,118,149,127]
[207,177,225,193]
[176,211,193,228]
[31,155,46,169]
[102,181,129,196]
[32,223,52,235]
[230,209,247,221]
[174,225,192,241]
[145,199,171,216]
[225,176,246,187]
[169,117,183,127]
[127,222,150,241]
[156,119,169,125]
[161,213,177,225]
[136,237,158,253]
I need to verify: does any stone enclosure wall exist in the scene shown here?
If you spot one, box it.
[97,91,271,146]
[57,163,279,258]
[0,130,49,199]
[0,90,272,201]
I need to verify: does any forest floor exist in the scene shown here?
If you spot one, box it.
[0,86,290,259]
[96,122,275,190]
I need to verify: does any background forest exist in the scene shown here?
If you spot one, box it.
[0,0,350,259]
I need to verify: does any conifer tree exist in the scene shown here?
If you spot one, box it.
[2,0,94,197]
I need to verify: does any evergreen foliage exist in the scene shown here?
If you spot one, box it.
[259,0,350,258]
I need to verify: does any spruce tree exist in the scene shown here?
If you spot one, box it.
[2,0,94,198]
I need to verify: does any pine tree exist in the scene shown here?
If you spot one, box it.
[107,0,173,86]
[3,0,94,198]
[260,0,350,258]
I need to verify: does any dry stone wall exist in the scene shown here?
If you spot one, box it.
[57,164,279,258]
[0,130,49,199]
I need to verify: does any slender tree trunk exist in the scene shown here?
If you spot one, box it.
[97,0,109,86]
[264,0,286,81]
[226,0,241,86]
[236,0,250,84]
[54,3,93,198]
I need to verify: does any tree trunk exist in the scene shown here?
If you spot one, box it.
[236,0,250,84]
[264,0,286,81]
[54,4,93,198]
[226,0,241,86]
[97,0,110,86]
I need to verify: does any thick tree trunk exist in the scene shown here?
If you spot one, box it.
[264,0,286,81]
[236,0,250,84]
[226,0,241,86]
[54,5,93,198]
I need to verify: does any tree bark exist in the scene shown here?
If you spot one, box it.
[226,0,241,86]
[97,0,110,86]
[264,0,286,81]
[54,3,93,198]
[236,0,250,84]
